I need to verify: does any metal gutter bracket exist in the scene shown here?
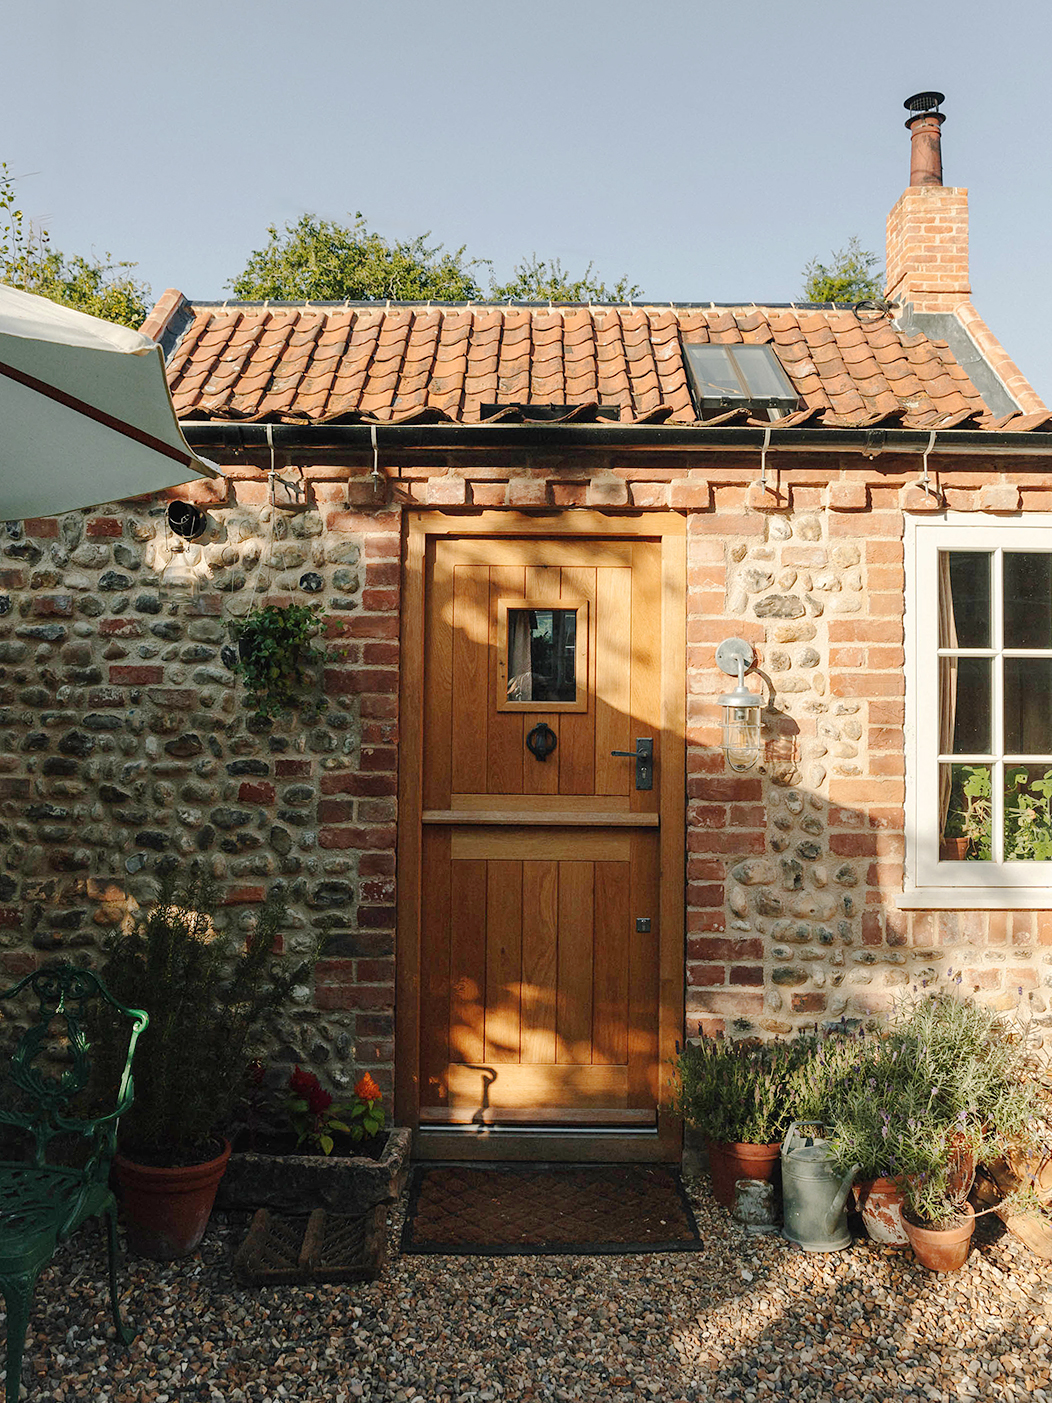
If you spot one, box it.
[369,424,385,497]
[263,423,305,508]
[913,429,943,504]
[861,429,887,460]
[757,423,772,494]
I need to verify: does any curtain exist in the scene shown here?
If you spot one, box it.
[937,553,958,834]
[507,610,533,701]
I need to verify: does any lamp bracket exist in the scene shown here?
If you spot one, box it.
[716,638,755,677]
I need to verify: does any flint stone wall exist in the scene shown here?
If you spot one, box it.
[1,456,1050,1097]
[0,497,399,1095]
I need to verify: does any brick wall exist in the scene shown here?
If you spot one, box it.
[681,464,1052,1043]
[2,451,1051,1098]
[885,185,970,312]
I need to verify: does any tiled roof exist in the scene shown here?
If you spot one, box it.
[148,293,1051,432]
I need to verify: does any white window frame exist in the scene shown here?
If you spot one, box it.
[903,512,1052,909]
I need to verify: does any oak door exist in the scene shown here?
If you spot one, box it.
[415,525,675,1129]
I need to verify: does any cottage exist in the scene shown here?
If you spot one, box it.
[2,96,1050,1164]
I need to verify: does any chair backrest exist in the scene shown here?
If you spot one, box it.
[0,963,148,1169]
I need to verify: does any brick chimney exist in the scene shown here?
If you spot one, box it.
[885,92,970,313]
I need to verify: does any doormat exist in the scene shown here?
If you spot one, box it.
[401,1163,703,1255]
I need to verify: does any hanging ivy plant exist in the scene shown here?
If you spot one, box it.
[231,602,328,719]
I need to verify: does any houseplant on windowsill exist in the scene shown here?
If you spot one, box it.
[1004,766,1052,860]
[671,1037,805,1208]
[941,764,992,862]
[93,867,310,1258]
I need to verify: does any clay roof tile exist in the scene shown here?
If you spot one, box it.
[162,300,1026,433]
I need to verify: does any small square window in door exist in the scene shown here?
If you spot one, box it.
[496,599,589,712]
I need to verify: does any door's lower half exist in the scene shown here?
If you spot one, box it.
[397,512,685,1162]
[420,826,659,1127]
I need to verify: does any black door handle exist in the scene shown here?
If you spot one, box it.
[610,738,653,790]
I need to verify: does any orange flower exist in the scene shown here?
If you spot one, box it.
[354,1072,382,1103]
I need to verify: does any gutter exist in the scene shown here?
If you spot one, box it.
[180,421,1052,458]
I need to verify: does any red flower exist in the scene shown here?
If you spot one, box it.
[289,1065,313,1097]
[354,1072,382,1103]
[289,1065,333,1115]
[307,1083,332,1115]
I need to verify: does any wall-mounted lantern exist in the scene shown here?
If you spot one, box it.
[166,500,208,540]
[716,638,762,772]
[160,500,208,593]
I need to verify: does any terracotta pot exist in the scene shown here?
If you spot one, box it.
[113,1139,231,1260]
[939,836,970,862]
[947,1134,977,1199]
[854,1175,909,1246]
[902,1202,975,1272]
[705,1138,781,1210]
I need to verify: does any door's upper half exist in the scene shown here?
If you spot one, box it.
[424,537,662,810]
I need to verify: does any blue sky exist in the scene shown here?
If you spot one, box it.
[5,0,1052,402]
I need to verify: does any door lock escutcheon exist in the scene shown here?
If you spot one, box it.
[610,737,653,790]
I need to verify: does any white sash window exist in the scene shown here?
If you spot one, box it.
[906,515,1052,905]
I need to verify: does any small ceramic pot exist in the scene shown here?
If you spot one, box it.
[939,836,970,862]
[732,1178,779,1234]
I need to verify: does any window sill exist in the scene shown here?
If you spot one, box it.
[896,888,1052,910]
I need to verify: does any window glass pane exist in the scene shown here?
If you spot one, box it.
[940,656,990,754]
[1004,552,1052,648]
[1004,657,1052,754]
[940,762,991,861]
[682,345,742,397]
[1004,764,1052,861]
[507,609,577,702]
[730,346,796,398]
[940,551,990,648]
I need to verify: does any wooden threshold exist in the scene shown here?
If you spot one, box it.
[413,1126,673,1163]
[421,1107,656,1126]
[423,809,659,827]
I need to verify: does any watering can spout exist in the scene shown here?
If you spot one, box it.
[824,1163,861,1235]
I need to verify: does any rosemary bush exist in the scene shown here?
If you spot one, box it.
[94,869,311,1165]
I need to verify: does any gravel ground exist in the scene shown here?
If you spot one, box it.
[14,1176,1052,1403]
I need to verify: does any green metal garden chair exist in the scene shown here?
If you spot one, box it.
[0,963,148,1403]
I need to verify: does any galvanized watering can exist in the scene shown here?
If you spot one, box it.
[781,1122,859,1252]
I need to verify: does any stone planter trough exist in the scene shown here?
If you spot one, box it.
[216,1127,411,1215]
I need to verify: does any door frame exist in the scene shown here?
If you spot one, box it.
[396,510,686,1161]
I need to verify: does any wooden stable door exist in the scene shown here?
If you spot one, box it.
[399,515,685,1150]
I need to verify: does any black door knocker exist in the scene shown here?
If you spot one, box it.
[526,722,558,763]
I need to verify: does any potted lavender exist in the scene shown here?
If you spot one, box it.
[671,1037,805,1208]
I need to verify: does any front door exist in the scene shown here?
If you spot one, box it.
[397,512,685,1161]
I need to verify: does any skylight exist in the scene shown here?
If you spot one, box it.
[682,343,801,421]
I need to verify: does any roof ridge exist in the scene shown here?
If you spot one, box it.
[176,298,877,312]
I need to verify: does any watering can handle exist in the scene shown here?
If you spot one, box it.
[824,1162,863,1235]
[783,1120,818,1155]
